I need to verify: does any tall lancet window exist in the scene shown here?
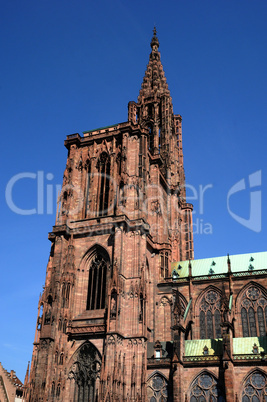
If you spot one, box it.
[85,160,91,217]
[148,125,154,153]
[199,289,221,339]
[240,285,267,337]
[97,152,110,216]
[87,254,108,310]
[158,126,162,153]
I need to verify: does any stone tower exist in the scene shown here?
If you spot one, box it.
[27,29,194,401]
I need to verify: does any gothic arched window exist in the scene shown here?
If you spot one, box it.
[97,152,110,217]
[116,152,122,176]
[59,353,64,365]
[51,382,55,397]
[87,254,108,310]
[189,372,225,401]
[65,283,70,307]
[56,383,60,397]
[147,373,168,402]
[63,319,67,334]
[240,285,267,337]
[68,342,101,402]
[199,290,221,339]
[241,371,267,401]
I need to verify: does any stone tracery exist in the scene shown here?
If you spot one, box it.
[240,285,267,337]
[68,342,101,402]
[199,290,221,339]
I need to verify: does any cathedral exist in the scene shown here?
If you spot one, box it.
[25,29,267,401]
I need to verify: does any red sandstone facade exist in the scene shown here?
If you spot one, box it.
[26,30,267,401]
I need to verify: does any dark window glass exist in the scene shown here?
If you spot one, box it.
[85,162,91,217]
[160,252,168,278]
[189,373,225,401]
[249,307,257,337]
[240,285,267,337]
[257,307,265,336]
[241,372,267,402]
[87,254,107,310]
[61,283,66,308]
[241,308,249,337]
[200,311,206,339]
[206,310,213,339]
[68,342,102,402]
[56,384,60,397]
[98,153,111,217]
[199,290,221,339]
[147,374,168,401]
[148,126,153,152]
[51,382,55,396]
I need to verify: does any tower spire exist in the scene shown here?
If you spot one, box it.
[150,26,159,51]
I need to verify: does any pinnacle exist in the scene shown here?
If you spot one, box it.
[150,26,159,50]
[138,29,170,102]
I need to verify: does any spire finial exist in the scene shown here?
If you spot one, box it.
[150,26,159,50]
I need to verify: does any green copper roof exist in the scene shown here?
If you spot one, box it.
[83,123,118,134]
[233,336,267,355]
[185,339,223,356]
[171,251,267,278]
[184,336,267,357]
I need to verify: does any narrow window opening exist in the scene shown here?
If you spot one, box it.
[61,283,66,308]
[240,286,267,337]
[56,384,60,397]
[63,319,67,334]
[85,162,91,217]
[59,353,64,365]
[160,251,169,279]
[87,254,108,310]
[51,382,55,397]
[139,293,144,322]
[98,153,110,217]
[199,290,221,339]
[148,126,153,152]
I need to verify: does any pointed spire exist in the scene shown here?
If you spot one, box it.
[138,27,170,103]
[150,26,159,51]
[24,361,30,385]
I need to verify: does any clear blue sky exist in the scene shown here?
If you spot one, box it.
[1,0,267,381]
